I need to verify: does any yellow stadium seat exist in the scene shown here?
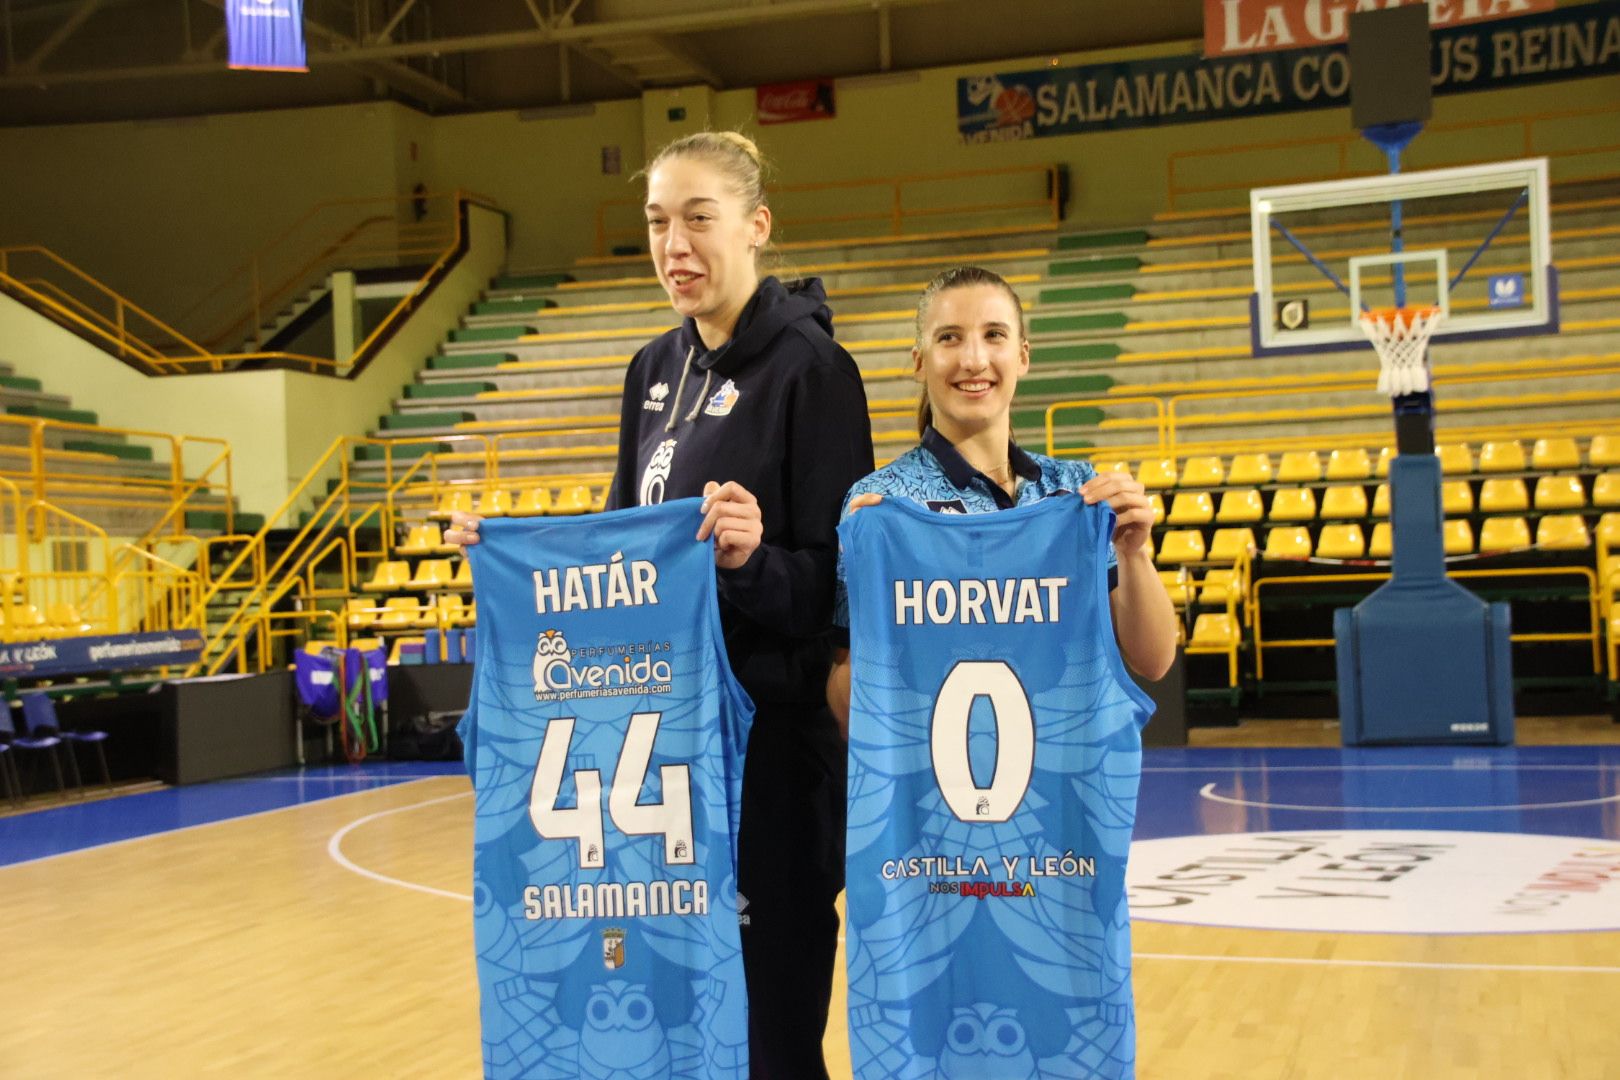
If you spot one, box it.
[1199,569,1238,604]
[1593,472,1620,508]
[1479,517,1531,552]
[512,487,553,517]
[1167,491,1214,524]
[1179,456,1225,487]
[475,489,513,518]
[1268,487,1317,521]
[1149,493,1166,525]
[1315,524,1365,559]
[1478,440,1526,473]
[1209,528,1256,563]
[45,603,92,636]
[1157,529,1207,565]
[361,560,410,593]
[1369,522,1393,558]
[377,596,423,629]
[3,602,46,637]
[1159,568,1192,606]
[388,637,426,665]
[1372,483,1390,518]
[591,487,609,513]
[406,558,453,591]
[452,558,472,588]
[1598,513,1620,546]
[1094,460,1131,477]
[1277,450,1322,483]
[1137,458,1178,489]
[1532,437,1581,471]
[397,523,452,555]
[1216,488,1264,523]
[1264,526,1312,559]
[552,484,592,516]
[1225,453,1273,486]
[1534,475,1585,511]
[1374,446,1394,478]
[1441,480,1474,515]
[345,598,377,629]
[1191,613,1239,647]
[1437,443,1473,474]
[1479,478,1529,513]
[1326,447,1372,480]
[1589,435,1620,468]
[1537,514,1590,550]
[428,594,474,628]
[1320,485,1369,520]
[1443,519,1475,555]
[428,489,475,520]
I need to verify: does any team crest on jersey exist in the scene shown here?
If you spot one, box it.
[703,379,740,417]
[642,382,669,412]
[601,927,627,970]
[532,629,573,691]
[639,438,677,505]
[927,499,969,514]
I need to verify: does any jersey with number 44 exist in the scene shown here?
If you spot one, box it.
[460,500,753,1080]
[839,494,1154,1080]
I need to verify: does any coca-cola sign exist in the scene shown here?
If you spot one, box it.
[757,79,836,124]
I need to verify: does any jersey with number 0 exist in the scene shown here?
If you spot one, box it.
[460,500,754,1080]
[838,494,1154,1080]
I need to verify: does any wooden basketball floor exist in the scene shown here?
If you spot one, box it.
[3,724,1619,1079]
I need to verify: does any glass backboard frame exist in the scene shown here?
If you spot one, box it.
[1249,157,1555,356]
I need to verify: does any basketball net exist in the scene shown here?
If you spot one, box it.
[1359,305,1443,398]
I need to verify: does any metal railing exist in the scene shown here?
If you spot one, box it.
[1165,104,1620,214]
[592,164,1064,257]
[0,190,498,376]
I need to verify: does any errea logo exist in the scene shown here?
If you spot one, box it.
[643,382,669,412]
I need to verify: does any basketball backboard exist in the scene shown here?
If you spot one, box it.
[1249,158,1555,356]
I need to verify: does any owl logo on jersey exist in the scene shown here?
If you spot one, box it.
[602,928,627,971]
[640,438,678,506]
[578,981,672,1080]
[939,1004,1035,1079]
[533,629,572,694]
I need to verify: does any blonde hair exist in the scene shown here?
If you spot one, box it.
[912,266,1027,436]
[644,130,770,215]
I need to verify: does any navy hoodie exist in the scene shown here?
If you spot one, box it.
[606,276,876,709]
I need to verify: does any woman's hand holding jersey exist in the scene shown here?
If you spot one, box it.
[697,480,764,569]
[1079,471,1154,557]
[445,510,482,547]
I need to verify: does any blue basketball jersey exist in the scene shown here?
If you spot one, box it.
[838,494,1155,1080]
[460,500,754,1080]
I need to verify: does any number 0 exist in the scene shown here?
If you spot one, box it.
[931,661,1035,822]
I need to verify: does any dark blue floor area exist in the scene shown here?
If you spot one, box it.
[1137,744,1620,841]
[0,761,466,868]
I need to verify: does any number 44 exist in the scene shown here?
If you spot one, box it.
[529,711,695,870]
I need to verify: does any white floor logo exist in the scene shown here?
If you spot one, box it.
[1127,830,1620,934]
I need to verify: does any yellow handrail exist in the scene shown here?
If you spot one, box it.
[1166,104,1620,213]
[593,164,1062,257]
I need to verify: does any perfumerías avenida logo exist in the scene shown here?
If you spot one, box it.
[532,629,674,702]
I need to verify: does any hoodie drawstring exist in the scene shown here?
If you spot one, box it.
[684,369,712,425]
[664,346,695,433]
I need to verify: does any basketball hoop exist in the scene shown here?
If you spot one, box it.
[1359,305,1443,398]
